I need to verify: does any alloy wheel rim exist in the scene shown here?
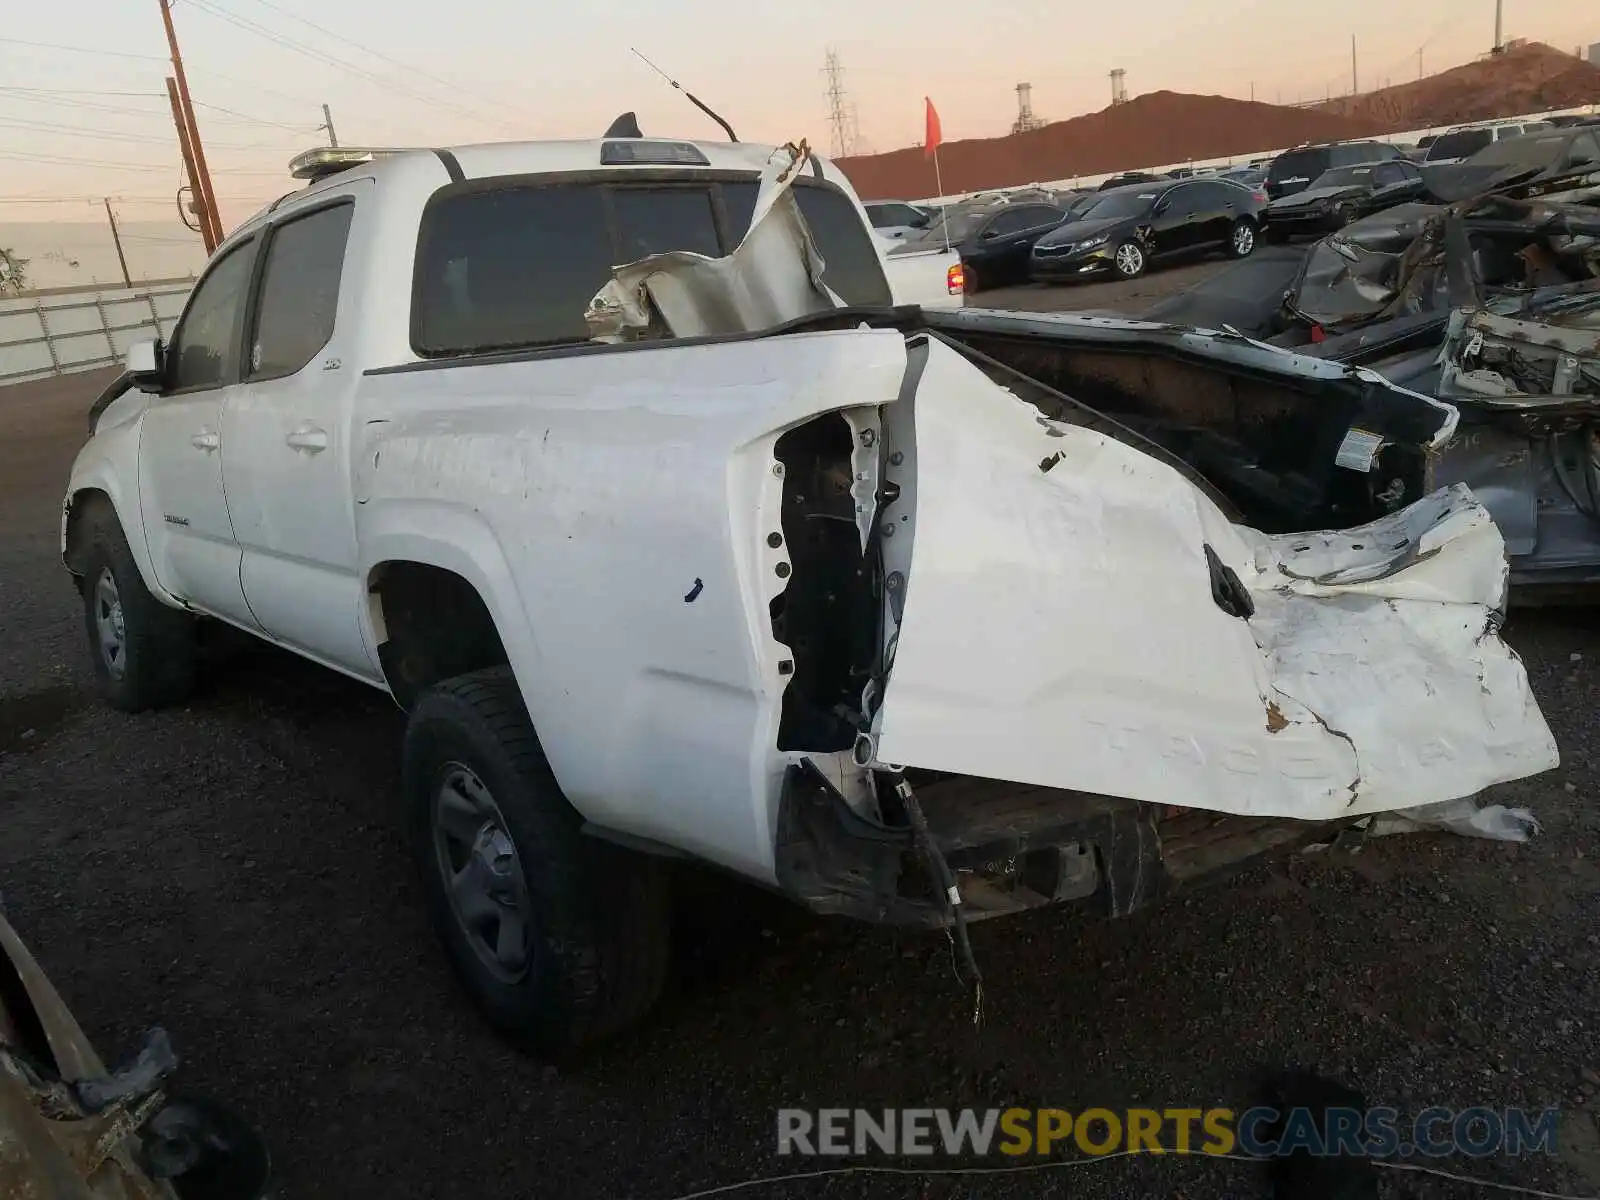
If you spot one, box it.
[1116,245,1142,275]
[1235,224,1254,254]
[94,569,127,680]
[433,763,535,983]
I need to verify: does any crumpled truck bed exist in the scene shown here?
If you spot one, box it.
[867,339,1559,821]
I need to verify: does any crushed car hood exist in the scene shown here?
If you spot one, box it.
[869,339,1558,819]
[1269,184,1366,211]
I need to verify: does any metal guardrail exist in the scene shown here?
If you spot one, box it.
[0,282,191,388]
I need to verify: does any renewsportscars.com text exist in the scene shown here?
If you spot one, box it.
[777,1106,1561,1159]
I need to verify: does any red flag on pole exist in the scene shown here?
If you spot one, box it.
[924,97,942,158]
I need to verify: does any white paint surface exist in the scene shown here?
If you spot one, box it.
[873,340,1558,820]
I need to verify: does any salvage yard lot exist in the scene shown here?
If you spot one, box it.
[1,271,1599,1200]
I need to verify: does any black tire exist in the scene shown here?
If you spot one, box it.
[402,667,670,1057]
[1111,240,1148,279]
[75,502,196,712]
[1227,218,1258,259]
[1334,203,1358,228]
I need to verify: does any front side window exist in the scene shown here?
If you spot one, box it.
[249,203,354,381]
[168,240,254,392]
[1159,185,1200,216]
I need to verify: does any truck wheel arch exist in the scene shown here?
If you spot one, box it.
[64,486,151,586]
[361,522,539,714]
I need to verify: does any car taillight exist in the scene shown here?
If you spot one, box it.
[947,263,965,294]
[1253,188,1268,203]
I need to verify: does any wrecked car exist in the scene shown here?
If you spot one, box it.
[1263,159,1430,240]
[0,905,270,1198]
[62,134,1558,1056]
[1422,124,1600,203]
[1130,191,1600,593]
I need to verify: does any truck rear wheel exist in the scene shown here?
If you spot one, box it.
[402,667,670,1057]
[75,504,196,712]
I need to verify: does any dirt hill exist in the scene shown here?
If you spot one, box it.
[1314,41,1600,130]
[836,91,1376,201]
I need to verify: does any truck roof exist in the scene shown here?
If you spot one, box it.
[238,137,853,240]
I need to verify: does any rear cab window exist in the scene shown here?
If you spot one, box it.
[1428,129,1493,160]
[1268,149,1331,185]
[412,174,891,357]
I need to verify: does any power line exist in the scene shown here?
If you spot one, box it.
[0,147,281,176]
[233,0,521,114]
[191,99,316,132]
[0,36,165,61]
[0,87,167,97]
[181,0,522,133]
[0,114,289,150]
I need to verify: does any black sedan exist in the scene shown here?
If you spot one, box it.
[1264,159,1429,239]
[1030,178,1268,282]
[947,201,1067,291]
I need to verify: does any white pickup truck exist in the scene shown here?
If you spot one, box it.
[64,134,1557,1055]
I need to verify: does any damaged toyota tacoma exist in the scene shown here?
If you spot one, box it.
[62,134,1559,1055]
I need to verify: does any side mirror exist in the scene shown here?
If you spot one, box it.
[126,339,165,388]
[980,228,999,240]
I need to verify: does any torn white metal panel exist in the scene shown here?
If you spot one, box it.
[871,339,1558,821]
[1232,485,1510,605]
[586,140,840,341]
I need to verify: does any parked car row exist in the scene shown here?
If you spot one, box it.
[869,117,1598,293]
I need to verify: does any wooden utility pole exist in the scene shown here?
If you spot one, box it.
[1351,35,1358,95]
[103,199,132,288]
[321,103,339,147]
[159,0,222,249]
[165,77,215,254]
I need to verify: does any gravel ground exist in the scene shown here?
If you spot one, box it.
[1,275,1599,1200]
[972,257,1244,315]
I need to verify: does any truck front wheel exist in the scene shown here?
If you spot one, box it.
[402,667,670,1057]
[75,504,196,712]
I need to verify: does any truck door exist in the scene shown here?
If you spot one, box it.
[220,186,378,680]
[136,235,262,631]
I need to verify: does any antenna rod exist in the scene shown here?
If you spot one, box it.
[629,48,739,142]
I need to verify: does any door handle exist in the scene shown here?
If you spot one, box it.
[190,428,219,452]
[286,424,329,453]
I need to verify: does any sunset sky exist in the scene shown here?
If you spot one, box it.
[2,0,1596,229]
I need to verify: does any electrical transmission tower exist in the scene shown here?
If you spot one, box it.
[823,48,855,157]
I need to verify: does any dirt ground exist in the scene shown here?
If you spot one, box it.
[1,274,1598,1199]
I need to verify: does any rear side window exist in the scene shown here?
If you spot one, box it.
[415,184,615,353]
[248,203,354,381]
